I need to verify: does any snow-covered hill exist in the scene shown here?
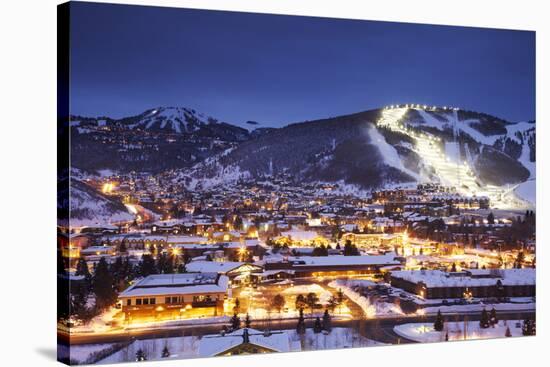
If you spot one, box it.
[69,180,134,227]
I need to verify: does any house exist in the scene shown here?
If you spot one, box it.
[118,273,229,322]
[186,261,264,284]
[198,328,300,357]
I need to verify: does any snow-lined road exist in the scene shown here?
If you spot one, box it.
[59,310,535,346]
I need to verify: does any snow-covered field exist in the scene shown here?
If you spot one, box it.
[394,320,524,343]
[70,327,383,364]
[290,327,386,351]
[97,335,200,364]
[282,283,333,304]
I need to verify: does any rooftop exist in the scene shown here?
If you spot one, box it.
[391,269,535,288]
[119,273,228,298]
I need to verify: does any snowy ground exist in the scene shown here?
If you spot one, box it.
[282,283,333,304]
[328,279,403,318]
[74,327,383,364]
[97,335,200,364]
[394,320,524,343]
[290,327,386,351]
[70,307,121,334]
[419,302,535,315]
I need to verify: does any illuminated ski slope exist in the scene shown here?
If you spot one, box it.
[376,105,528,209]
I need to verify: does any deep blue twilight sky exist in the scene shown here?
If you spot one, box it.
[69,2,535,127]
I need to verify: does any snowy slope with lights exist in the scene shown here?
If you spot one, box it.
[375,105,535,209]
[173,104,535,209]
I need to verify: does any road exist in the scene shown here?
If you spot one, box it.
[60,310,535,346]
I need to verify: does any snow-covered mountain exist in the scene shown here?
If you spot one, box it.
[174,105,535,208]
[68,104,535,208]
[70,107,250,173]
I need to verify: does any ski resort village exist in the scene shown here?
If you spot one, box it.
[59,104,536,364]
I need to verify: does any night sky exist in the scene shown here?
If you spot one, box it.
[69,2,535,127]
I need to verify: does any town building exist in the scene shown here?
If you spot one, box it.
[198,328,300,357]
[118,273,229,322]
[264,254,402,277]
[390,268,535,299]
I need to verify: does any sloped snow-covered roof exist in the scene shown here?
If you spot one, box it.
[391,269,535,288]
[198,328,293,357]
[287,254,400,267]
[119,273,228,298]
[280,230,319,241]
[186,261,258,274]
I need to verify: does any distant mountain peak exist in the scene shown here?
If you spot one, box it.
[125,106,218,134]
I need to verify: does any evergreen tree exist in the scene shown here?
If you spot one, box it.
[434,310,444,331]
[139,254,157,276]
[71,282,90,320]
[322,309,332,332]
[479,308,490,329]
[343,240,359,256]
[505,326,512,337]
[296,308,306,334]
[110,256,125,291]
[451,263,457,272]
[487,212,495,225]
[245,313,251,328]
[234,298,240,313]
[489,308,498,326]
[75,258,91,281]
[119,240,127,254]
[313,317,322,333]
[93,257,117,310]
[495,279,505,300]
[312,245,329,257]
[135,349,146,361]
[157,252,174,274]
[161,345,170,358]
[230,312,241,330]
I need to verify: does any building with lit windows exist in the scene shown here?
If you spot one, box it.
[390,269,535,299]
[118,273,229,322]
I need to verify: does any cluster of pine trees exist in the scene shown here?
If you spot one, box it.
[70,251,187,322]
[296,308,333,334]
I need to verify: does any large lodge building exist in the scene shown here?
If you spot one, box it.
[264,254,403,277]
[118,273,229,322]
[390,269,535,299]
